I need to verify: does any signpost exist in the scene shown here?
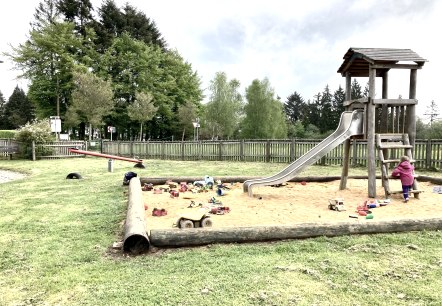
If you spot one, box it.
[192,118,200,141]
[107,126,116,141]
[50,116,61,140]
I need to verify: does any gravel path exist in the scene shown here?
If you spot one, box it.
[0,169,27,184]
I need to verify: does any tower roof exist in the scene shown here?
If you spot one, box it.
[337,48,427,77]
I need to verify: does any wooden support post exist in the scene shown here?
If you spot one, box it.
[381,71,389,133]
[339,138,351,190]
[340,72,352,190]
[407,69,417,149]
[367,67,377,198]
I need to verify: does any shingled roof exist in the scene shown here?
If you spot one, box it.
[337,48,427,77]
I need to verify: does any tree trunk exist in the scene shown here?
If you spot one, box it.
[139,122,143,141]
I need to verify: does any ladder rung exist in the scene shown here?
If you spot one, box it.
[382,159,415,164]
[378,144,412,149]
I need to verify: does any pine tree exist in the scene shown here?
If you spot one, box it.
[58,0,94,37]
[351,79,363,99]
[30,0,60,30]
[284,91,306,123]
[3,86,35,129]
[0,90,6,129]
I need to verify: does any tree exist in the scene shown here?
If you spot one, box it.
[127,92,158,141]
[2,86,35,129]
[57,0,94,37]
[205,72,243,139]
[7,21,93,120]
[99,34,202,140]
[177,101,199,140]
[332,85,345,124]
[351,79,363,99]
[30,0,61,30]
[93,0,166,52]
[0,91,6,129]
[241,78,287,139]
[65,70,114,140]
[424,100,439,125]
[284,91,306,124]
[319,85,333,133]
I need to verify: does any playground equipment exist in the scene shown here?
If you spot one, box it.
[244,48,426,198]
[69,148,145,168]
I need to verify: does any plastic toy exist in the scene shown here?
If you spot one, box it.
[328,198,346,211]
[176,210,213,228]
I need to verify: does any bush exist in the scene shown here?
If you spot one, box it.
[15,120,55,158]
[0,130,16,138]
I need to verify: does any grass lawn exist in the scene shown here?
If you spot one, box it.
[1,158,441,305]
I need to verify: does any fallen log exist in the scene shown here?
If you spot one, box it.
[123,177,150,254]
[150,218,442,247]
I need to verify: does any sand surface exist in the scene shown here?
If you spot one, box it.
[143,179,442,232]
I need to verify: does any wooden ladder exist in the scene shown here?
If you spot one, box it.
[376,133,421,199]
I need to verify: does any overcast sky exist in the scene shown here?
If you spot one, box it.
[1,0,440,120]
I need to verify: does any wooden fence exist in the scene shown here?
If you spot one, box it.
[33,141,87,160]
[101,139,442,170]
[3,138,441,170]
[0,139,20,159]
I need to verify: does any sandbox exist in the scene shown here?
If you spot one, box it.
[125,176,442,249]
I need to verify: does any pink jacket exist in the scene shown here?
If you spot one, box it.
[392,161,414,186]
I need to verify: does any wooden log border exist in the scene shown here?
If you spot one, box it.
[150,218,442,247]
[123,177,150,254]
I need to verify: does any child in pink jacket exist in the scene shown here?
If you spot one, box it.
[391,156,415,202]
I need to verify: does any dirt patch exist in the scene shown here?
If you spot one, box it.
[142,179,442,232]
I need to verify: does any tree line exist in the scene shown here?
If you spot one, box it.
[1,0,440,140]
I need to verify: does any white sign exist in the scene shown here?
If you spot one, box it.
[107,126,116,133]
[50,116,61,133]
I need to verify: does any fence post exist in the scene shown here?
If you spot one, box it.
[130,141,134,157]
[425,139,432,169]
[161,141,165,160]
[32,141,36,161]
[290,139,295,162]
[266,140,271,163]
[181,140,185,161]
[240,140,244,161]
[218,141,223,161]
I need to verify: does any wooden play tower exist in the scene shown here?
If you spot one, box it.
[337,48,427,198]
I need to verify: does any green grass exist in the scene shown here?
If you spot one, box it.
[1,158,441,305]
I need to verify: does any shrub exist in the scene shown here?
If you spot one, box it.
[15,120,55,158]
[0,130,16,138]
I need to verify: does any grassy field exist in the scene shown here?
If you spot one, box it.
[1,158,441,305]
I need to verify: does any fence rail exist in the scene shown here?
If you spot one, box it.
[101,139,442,170]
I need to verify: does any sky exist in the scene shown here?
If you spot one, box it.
[0,0,440,121]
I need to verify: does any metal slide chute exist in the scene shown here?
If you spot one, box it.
[243,110,364,196]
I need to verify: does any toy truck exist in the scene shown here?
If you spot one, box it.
[176,210,213,228]
[328,198,346,211]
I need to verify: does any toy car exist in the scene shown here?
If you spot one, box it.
[328,198,346,211]
[175,210,213,228]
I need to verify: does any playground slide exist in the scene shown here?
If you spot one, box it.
[243,110,364,196]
